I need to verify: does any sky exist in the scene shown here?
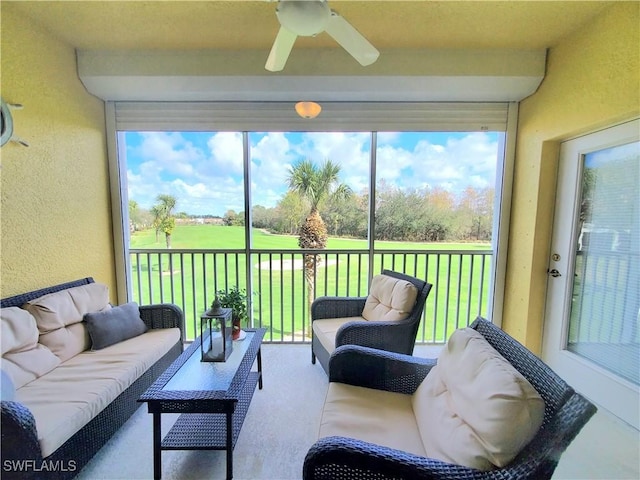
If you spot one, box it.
[124,130,502,216]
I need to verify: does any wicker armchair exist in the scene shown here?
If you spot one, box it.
[303,317,597,480]
[311,270,432,374]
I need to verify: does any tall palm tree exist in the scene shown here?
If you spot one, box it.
[287,159,352,336]
[154,194,177,248]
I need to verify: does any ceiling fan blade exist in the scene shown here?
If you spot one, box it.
[325,12,379,66]
[265,26,298,72]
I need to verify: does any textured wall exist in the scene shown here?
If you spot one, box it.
[504,2,640,352]
[0,7,116,298]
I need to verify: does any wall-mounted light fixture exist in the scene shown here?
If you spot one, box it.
[295,101,322,119]
[1,98,28,147]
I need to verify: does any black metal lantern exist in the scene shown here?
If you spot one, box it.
[200,306,233,362]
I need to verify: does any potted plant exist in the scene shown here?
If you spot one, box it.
[216,286,249,340]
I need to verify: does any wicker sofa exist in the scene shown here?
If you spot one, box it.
[0,277,184,480]
[304,317,597,480]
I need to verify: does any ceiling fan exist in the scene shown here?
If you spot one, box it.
[265,0,380,72]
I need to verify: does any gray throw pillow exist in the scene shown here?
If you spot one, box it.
[84,302,148,350]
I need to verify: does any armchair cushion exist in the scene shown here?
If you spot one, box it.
[413,327,545,471]
[312,316,365,355]
[362,274,418,321]
[320,382,426,457]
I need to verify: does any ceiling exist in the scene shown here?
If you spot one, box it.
[4,1,615,102]
[7,1,612,52]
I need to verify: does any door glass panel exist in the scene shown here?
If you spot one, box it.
[568,140,640,385]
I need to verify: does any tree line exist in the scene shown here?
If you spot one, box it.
[129,162,494,249]
[243,181,493,243]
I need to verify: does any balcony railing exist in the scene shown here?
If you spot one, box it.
[129,248,493,344]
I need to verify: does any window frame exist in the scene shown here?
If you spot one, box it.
[106,101,518,327]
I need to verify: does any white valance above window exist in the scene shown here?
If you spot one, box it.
[113,101,510,132]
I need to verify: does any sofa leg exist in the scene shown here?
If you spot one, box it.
[311,351,316,364]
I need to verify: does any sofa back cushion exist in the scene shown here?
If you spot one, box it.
[362,274,418,321]
[23,283,110,362]
[412,327,545,471]
[1,307,60,389]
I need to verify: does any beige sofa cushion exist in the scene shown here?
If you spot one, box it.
[320,382,426,457]
[413,327,544,471]
[15,327,181,458]
[312,316,365,355]
[1,307,39,355]
[24,283,110,362]
[362,275,418,321]
[1,307,60,389]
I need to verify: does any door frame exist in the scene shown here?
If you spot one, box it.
[542,118,639,429]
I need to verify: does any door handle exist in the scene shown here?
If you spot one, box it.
[548,269,562,277]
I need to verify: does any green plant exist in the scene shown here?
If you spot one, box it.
[216,286,248,324]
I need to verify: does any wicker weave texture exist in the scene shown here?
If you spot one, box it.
[303,317,597,480]
[0,277,95,308]
[311,270,433,374]
[140,329,265,479]
[0,278,185,480]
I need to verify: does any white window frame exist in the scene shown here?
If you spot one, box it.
[105,101,517,328]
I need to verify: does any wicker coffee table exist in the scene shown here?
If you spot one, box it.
[139,328,265,480]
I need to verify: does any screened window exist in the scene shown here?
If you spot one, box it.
[110,102,514,341]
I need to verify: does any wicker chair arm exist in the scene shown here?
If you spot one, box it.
[311,296,367,321]
[328,345,436,394]
[1,400,43,469]
[139,303,184,340]
[335,319,415,351]
[303,436,483,480]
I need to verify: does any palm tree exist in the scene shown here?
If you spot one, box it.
[128,200,139,232]
[287,159,352,336]
[154,194,177,248]
[150,205,163,243]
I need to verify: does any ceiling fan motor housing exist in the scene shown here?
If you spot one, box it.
[276,0,330,36]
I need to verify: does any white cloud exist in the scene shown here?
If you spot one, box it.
[376,132,499,193]
[126,131,500,216]
[206,132,244,176]
[133,132,201,177]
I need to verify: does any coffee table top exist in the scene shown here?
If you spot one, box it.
[139,328,265,404]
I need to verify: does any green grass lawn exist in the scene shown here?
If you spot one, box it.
[130,225,492,342]
[131,225,490,251]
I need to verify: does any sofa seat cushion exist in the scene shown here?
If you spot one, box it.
[319,382,426,457]
[413,327,545,471]
[1,307,60,389]
[23,283,110,362]
[14,327,180,458]
[362,275,418,321]
[312,316,365,355]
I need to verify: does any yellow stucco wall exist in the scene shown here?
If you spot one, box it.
[504,2,640,353]
[0,6,116,298]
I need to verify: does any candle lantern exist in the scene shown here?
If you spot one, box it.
[200,302,233,362]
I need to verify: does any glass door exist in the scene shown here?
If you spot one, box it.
[542,119,639,429]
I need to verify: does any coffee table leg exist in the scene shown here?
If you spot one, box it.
[153,413,162,479]
[226,412,233,479]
